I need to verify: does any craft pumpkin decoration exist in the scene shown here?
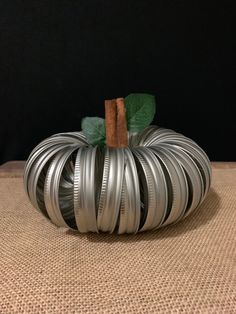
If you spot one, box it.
[24,94,211,234]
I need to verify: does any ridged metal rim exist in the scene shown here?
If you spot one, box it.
[24,127,212,234]
[118,148,140,234]
[149,146,189,226]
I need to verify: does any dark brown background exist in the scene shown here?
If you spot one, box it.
[0,0,235,163]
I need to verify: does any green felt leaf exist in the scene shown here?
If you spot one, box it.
[125,93,156,132]
[81,117,106,147]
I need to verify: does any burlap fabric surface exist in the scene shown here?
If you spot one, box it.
[0,165,236,313]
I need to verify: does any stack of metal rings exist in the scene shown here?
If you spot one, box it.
[24,126,212,234]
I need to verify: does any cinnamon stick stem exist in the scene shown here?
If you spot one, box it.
[105,99,118,147]
[116,98,128,147]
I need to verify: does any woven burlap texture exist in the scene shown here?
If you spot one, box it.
[0,168,236,313]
